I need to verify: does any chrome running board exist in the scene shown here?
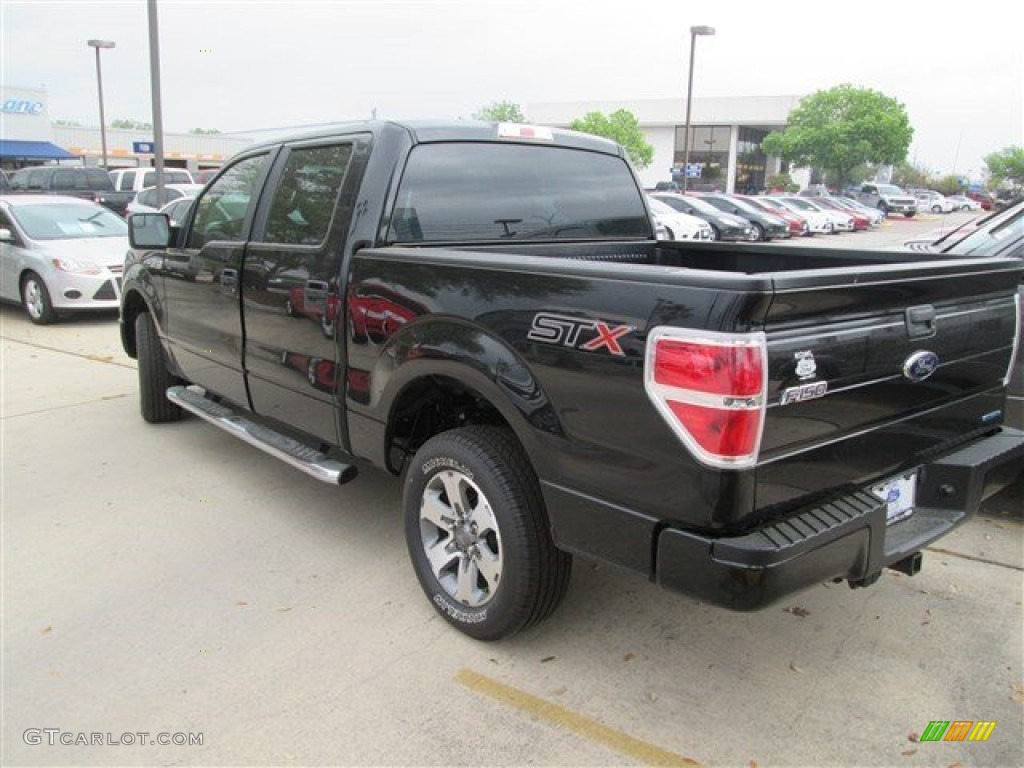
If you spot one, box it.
[166,385,358,485]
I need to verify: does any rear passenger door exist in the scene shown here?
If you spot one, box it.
[161,150,274,407]
[241,136,369,445]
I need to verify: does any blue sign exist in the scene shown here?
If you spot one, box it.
[2,99,44,115]
[685,163,702,178]
[132,141,155,154]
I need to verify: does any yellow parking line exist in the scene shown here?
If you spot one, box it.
[454,668,701,767]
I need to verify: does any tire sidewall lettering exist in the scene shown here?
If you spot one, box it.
[419,456,474,480]
[432,593,488,624]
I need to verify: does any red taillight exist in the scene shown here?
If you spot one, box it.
[645,329,767,468]
[654,340,762,396]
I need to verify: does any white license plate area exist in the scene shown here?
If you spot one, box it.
[871,471,918,525]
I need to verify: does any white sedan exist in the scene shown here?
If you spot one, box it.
[647,196,715,240]
[762,196,835,235]
[915,191,955,214]
[126,183,205,216]
[0,195,128,324]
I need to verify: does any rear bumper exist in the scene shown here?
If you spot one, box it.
[655,427,1024,610]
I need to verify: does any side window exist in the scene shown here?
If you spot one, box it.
[27,169,49,190]
[137,188,157,208]
[53,169,83,189]
[143,171,157,187]
[186,154,269,249]
[261,144,352,245]
[122,171,137,191]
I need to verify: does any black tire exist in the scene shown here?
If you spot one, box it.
[752,222,765,241]
[21,272,57,325]
[710,224,721,241]
[905,211,916,218]
[135,312,184,423]
[404,426,572,641]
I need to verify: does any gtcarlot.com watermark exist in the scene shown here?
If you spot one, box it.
[23,729,203,747]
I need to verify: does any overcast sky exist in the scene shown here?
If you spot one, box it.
[3,0,1021,179]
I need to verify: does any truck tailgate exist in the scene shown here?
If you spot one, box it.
[757,257,1022,509]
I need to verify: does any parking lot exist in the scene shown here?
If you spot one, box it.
[2,211,1022,766]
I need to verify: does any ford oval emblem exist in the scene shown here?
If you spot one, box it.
[903,350,940,382]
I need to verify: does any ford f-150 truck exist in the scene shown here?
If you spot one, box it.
[121,121,1024,640]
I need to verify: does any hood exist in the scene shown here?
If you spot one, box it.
[32,236,130,269]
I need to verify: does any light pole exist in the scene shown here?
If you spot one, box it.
[87,39,115,170]
[680,25,715,193]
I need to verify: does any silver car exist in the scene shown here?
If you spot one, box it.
[0,195,129,324]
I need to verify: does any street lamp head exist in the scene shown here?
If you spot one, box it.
[87,39,116,49]
[690,26,715,36]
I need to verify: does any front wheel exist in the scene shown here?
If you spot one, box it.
[135,312,184,423]
[752,222,765,241]
[404,426,572,641]
[21,272,57,325]
[905,211,916,218]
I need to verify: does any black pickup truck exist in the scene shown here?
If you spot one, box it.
[121,121,1024,640]
[7,166,134,215]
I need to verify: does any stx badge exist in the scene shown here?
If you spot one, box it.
[528,312,634,356]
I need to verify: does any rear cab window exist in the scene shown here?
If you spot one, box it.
[387,142,648,243]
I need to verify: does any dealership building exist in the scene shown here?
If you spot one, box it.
[0,85,250,173]
[529,95,805,191]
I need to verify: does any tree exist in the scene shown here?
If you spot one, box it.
[569,109,654,169]
[765,172,799,193]
[891,161,933,189]
[189,128,221,135]
[985,146,1024,190]
[110,118,153,130]
[472,101,526,123]
[762,84,913,189]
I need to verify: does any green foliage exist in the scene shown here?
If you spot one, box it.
[765,172,799,193]
[569,109,654,169]
[472,101,526,123]
[110,118,153,130]
[985,146,1024,189]
[762,84,913,188]
[189,127,221,135]
[933,175,965,196]
[891,161,932,189]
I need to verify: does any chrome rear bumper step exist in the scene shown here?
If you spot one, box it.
[166,385,358,485]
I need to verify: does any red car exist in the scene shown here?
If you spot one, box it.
[812,197,871,230]
[737,195,809,237]
[966,191,995,210]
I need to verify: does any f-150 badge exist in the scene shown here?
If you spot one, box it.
[528,312,634,356]
[781,350,827,404]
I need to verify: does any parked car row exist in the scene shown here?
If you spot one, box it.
[648,189,887,242]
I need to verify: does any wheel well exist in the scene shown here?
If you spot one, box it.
[386,375,511,475]
[120,290,148,359]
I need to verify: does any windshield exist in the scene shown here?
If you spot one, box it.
[672,195,719,215]
[782,197,819,212]
[9,203,128,240]
[877,184,905,195]
[389,143,649,242]
[143,170,192,186]
[942,206,1024,259]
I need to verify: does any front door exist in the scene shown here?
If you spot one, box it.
[161,151,274,407]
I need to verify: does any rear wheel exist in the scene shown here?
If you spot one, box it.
[404,426,572,640]
[21,272,57,325]
[905,211,916,218]
[135,312,184,423]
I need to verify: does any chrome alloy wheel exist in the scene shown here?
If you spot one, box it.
[23,277,46,320]
[419,469,503,608]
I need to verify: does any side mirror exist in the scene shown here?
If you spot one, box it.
[129,213,171,249]
[0,227,14,243]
